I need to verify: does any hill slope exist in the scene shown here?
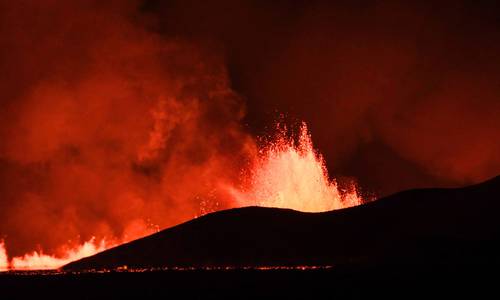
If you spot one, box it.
[64,175,500,270]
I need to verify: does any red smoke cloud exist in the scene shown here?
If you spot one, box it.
[0,0,256,256]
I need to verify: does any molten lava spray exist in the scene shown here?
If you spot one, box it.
[233,123,361,212]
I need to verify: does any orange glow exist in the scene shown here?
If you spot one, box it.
[1,238,110,271]
[0,241,8,272]
[232,122,362,212]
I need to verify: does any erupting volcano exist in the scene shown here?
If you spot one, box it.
[1,2,500,298]
[0,121,362,271]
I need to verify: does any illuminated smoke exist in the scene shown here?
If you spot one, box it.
[0,0,256,260]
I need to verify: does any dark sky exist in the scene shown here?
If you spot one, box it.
[145,0,500,194]
[0,0,499,255]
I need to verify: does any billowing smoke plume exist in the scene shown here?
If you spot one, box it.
[0,0,256,256]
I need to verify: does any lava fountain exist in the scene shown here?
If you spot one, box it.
[232,122,362,212]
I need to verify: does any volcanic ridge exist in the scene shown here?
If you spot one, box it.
[64,175,500,271]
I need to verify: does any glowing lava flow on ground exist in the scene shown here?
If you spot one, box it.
[0,239,110,271]
[232,122,362,212]
[0,241,8,272]
[0,122,362,271]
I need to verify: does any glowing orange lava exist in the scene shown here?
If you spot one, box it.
[0,241,8,272]
[232,122,362,212]
[1,238,111,271]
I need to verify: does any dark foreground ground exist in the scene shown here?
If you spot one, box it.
[1,263,499,299]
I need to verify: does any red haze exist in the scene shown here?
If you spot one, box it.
[0,0,256,256]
